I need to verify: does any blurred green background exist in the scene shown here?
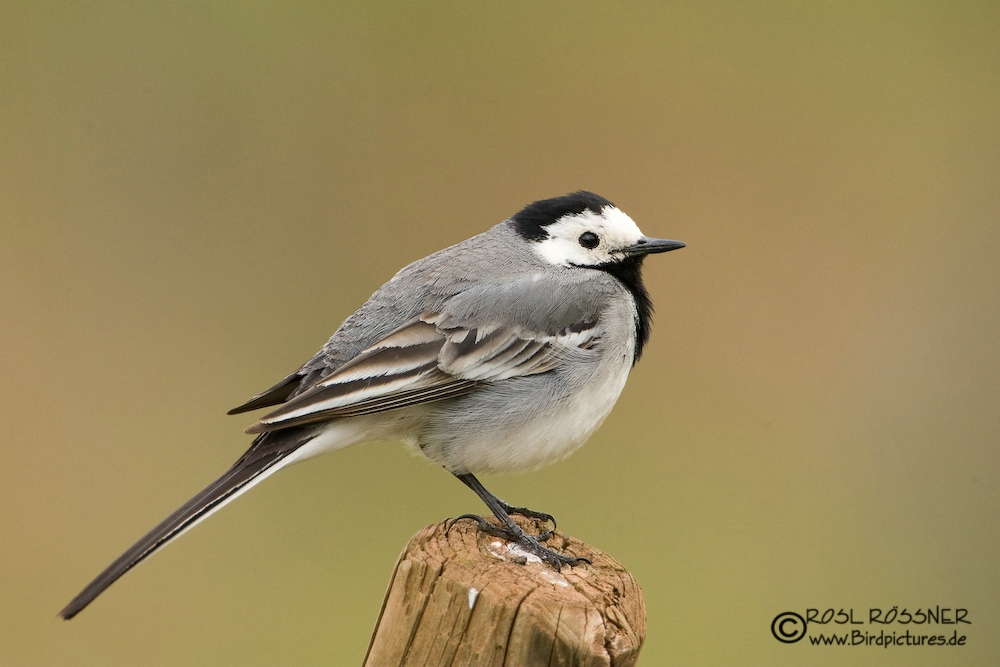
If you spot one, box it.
[3,1,998,665]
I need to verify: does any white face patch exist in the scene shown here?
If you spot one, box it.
[532,206,646,267]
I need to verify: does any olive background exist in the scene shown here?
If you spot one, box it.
[2,2,998,665]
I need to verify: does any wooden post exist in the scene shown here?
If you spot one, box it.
[364,516,646,666]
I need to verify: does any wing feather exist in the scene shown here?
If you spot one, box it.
[245,311,600,434]
[227,373,304,415]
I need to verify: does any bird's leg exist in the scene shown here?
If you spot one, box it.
[452,472,588,570]
[454,473,557,535]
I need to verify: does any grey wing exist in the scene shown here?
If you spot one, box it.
[247,276,599,433]
[245,317,481,432]
[433,271,609,338]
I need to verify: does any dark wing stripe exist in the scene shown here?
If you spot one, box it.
[443,338,555,380]
[241,314,600,434]
[324,378,483,417]
[480,337,534,367]
[439,335,518,379]
[247,318,450,432]
[320,340,442,383]
[302,363,436,407]
[325,319,442,378]
[246,378,483,431]
[250,362,440,432]
[505,341,549,368]
[226,319,443,419]
[502,339,564,376]
[365,318,442,349]
[442,327,503,361]
[59,437,302,619]
[227,372,304,415]
[438,329,520,374]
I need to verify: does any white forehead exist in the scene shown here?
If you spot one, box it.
[533,206,645,266]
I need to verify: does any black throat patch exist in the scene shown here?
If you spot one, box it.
[596,255,653,365]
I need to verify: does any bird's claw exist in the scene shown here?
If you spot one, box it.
[497,503,557,531]
[494,503,556,540]
[508,531,590,571]
[450,513,511,538]
[449,514,589,571]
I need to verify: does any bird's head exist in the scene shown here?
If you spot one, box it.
[511,191,685,268]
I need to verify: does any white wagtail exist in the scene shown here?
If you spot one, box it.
[60,191,685,619]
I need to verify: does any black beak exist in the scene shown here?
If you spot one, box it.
[624,237,686,257]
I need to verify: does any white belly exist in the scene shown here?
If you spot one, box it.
[419,343,635,475]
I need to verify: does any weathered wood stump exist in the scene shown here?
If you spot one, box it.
[364,516,645,666]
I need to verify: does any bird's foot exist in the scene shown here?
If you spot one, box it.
[494,502,557,540]
[450,514,590,571]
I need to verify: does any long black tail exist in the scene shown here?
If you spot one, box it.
[60,433,308,620]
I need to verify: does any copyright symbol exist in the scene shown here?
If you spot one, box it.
[771,611,807,643]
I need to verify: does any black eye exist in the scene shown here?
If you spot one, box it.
[578,232,600,249]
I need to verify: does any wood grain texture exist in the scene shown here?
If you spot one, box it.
[364,517,645,666]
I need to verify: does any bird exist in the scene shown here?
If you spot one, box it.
[60,191,685,620]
